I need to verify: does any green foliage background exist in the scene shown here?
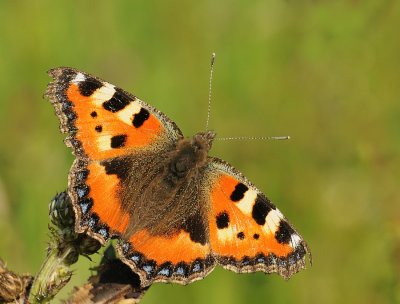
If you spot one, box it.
[0,1,399,303]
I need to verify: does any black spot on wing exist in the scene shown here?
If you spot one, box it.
[141,260,157,279]
[133,108,150,128]
[90,111,97,118]
[253,233,260,240]
[96,224,110,240]
[61,101,72,111]
[121,241,132,255]
[75,169,89,183]
[182,212,207,245]
[66,111,76,121]
[237,232,245,240]
[190,259,205,274]
[111,134,127,148]
[101,157,130,180]
[75,184,89,199]
[216,211,229,229]
[129,252,144,264]
[252,194,274,225]
[240,256,251,267]
[275,221,295,244]
[255,253,266,264]
[230,183,249,202]
[85,213,99,229]
[174,262,189,277]
[103,88,131,112]
[157,262,173,278]
[95,125,102,133]
[78,77,102,97]
[79,198,93,215]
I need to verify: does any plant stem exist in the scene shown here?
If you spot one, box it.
[28,244,74,303]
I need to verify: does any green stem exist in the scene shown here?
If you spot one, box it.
[28,245,74,303]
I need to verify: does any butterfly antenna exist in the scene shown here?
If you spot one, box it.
[215,136,290,141]
[205,52,216,131]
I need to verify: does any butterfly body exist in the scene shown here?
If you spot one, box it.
[46,67,310,287]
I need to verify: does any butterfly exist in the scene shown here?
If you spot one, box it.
[46,67,311,287]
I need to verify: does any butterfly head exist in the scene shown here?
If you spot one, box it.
[170,131,216,179]
[192,130,216,153]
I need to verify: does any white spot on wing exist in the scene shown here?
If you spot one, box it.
[72,72,85,83]
[236,189,257,215]
[217,227,237,243]
[97,135,112,151]
[91,83,115,106]
[117,102,141,125]
[290,234,302,248]
[263,210,282,234]
[275,208,284,219]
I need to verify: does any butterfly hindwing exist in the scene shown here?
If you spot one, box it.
[118,229,215,286]
[206,158,310,279]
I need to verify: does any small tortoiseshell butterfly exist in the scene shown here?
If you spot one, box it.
[46,67,311,287]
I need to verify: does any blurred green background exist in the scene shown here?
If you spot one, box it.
[0,1,399,303]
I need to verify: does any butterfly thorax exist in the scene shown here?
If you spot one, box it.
[166,131,215,186]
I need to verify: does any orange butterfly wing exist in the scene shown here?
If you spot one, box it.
[46,67,183,239]
[206,159,311,279]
